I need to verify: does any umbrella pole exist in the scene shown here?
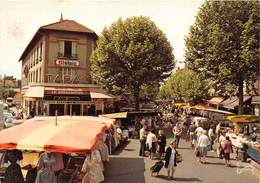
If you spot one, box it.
[55,110,58,126]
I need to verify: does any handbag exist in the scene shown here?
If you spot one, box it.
[195,148,200,157]
[176,152,183,163]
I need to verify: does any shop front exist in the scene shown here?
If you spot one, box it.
[23,86,113,117]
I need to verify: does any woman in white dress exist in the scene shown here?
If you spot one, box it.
[164,141,177,179]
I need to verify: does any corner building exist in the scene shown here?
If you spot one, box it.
[20,19,113,116]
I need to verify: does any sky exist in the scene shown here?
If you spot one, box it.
[0,0,204,79]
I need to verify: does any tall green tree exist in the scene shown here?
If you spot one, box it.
[159,69,209,104]
[92,16,175,110]
[185,1,260,114]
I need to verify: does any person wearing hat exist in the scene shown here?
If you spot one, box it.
[164,141,178,179]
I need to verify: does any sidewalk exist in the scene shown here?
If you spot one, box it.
[104,138,260,183]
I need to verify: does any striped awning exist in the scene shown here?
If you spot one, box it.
[208,97,225,105]
[0,116,111,153]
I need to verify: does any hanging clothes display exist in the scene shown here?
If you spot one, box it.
[96,141,109,162]
[81,156,91,183]
[51,152,64,172]
[90,150,104,183]
[35,152,57,183]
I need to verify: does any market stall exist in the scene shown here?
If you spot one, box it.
[226,115,260,163]
[0,116,112,183]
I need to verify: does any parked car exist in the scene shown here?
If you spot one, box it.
[3,112,14,128]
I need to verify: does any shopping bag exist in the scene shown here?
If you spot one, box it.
[176,153,183,163]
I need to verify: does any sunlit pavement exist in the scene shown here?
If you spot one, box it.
[104,130,260,183]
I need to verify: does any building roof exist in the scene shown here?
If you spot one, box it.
[19,19,97,61]
[40,20,96,34]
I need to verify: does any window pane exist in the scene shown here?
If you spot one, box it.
[64,41,72,57]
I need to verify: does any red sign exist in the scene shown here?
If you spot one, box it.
[55,59,79,67]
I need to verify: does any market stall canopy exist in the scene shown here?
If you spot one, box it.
[99,112,128,119]
[252,96,260,104]
[190,105,215,110]
[90,92,114,99]
[0,116,111,153]
[208,97,225,105]
[203,108,234,115]
[226,115,260,123]
[174,103,188,107]
[220,96,252,109]
[24,86,44,98]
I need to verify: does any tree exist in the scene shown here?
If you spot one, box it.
[140,82,160,104]
[159,69,209,104]
[3,89,16,99]
[92,16,175,110]
[185,1,260,114]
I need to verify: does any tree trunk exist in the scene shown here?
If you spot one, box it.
[133,87,140,111]
[238,80,244,115]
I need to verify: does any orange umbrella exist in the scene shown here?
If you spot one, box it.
[0,116,111,153]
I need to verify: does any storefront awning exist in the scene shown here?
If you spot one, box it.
[252,96,260,104]
[24,86,44,98]
[208,97,225,105]
[90,92,114,99]
[45,87,90,95]
[220,96,252,109]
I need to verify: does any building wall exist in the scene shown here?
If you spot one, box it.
[21,36,46,87]
[21,31,95,87]
[46,31,94,84]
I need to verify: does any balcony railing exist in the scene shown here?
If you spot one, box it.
[58,52,78,60]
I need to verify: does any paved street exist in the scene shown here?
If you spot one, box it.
[104,131,260,183]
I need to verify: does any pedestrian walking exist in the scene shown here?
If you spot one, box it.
[195,125,204,141]
[217,132,226,159]
[222,136,233,167]
[157,130,166,160]
[164,141,178,180]
[208,125,215,151]
[139,125,148,157]
[188,122,197,148]
[146,129,157,160]
[196,130,210,164]
[172,123,182,148]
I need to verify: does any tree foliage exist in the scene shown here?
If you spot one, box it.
[185,1,260,113]
[159,69,209,104]
[91,16,175,110]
